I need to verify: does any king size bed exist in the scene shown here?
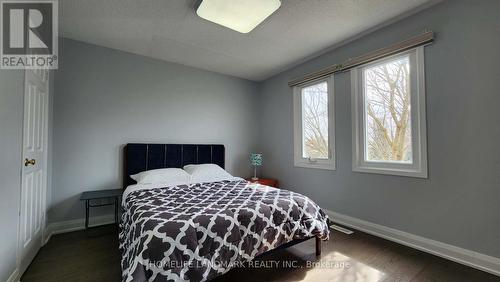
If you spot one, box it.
[119,143,330,282]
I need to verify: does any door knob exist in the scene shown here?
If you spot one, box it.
[24,158,36,166]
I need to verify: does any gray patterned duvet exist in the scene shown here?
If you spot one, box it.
[119,180,329,282]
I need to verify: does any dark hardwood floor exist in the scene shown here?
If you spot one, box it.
[21,225,499,282]
[21,225,121,282]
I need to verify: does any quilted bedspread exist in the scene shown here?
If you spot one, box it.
[119,180,329,282]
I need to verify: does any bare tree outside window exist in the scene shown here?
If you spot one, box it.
[301,82,329,159]
[364,56,412,162]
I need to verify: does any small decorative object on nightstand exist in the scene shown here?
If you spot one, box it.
[246,178,279,188]
[250,153,263,180]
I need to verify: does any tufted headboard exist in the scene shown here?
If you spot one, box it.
[123,143,225,188]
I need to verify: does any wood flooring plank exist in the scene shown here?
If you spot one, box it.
[21,225,499,282]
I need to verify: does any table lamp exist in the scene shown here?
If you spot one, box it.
[250,153,263,180]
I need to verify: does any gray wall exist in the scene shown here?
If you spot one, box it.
[50,39,259,223]
[0,70,24,281]
[257,0,500,258]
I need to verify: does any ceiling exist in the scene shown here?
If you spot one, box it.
[60,0,436,81]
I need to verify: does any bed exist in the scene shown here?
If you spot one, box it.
[119,143,330,282]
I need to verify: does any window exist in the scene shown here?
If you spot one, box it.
[293,76,335,170]
[351,47,427,178]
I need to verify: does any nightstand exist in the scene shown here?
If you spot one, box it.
[246,178,279,188]
[80,189,122,231]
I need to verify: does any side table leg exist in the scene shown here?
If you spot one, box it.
[85,200,89,231]
[114,197,119,226]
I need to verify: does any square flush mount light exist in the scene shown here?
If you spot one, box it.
[196,0,281,33]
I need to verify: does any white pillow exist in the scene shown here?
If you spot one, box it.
[131,168,190,185]
[183,164,235,183]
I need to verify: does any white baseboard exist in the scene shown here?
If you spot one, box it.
[324,209,500,277]
[44,214,115,244]
[6,268,20,282]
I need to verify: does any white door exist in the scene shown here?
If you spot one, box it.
[18,68,49,274]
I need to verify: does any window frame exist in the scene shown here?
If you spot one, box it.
[351,47,427,178]
[293,75,336,170]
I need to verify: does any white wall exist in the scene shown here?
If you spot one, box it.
[257,0,500,258]
[49,38,260,223]
[0,70,24,281]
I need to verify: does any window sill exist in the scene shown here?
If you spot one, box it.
[352,165,427,178]
[294,161,336,171]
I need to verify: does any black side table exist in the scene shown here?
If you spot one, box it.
[80,189,123,231]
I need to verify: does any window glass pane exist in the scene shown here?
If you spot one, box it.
[363,56,412,163]
[301,82,329,159]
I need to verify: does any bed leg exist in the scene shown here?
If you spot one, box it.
[315,236,321,257]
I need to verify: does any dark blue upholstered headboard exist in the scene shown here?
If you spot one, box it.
[123,143,225,187]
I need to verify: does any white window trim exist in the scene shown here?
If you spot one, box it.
[351,47,428,178]
[293,75,336,170]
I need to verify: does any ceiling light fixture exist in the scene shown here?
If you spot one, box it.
[195,0,281,34]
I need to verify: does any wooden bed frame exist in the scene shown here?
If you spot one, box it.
[123,143,321,257]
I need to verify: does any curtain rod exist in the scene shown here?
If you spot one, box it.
[288,31,434,87]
